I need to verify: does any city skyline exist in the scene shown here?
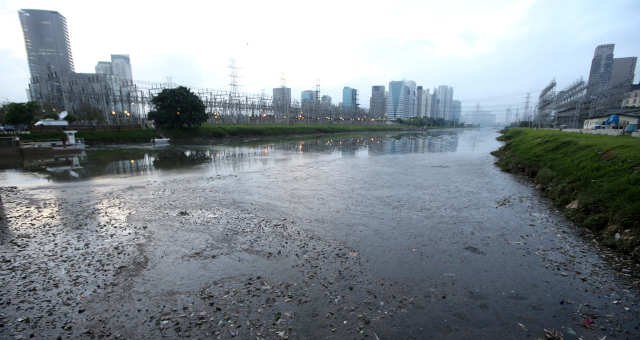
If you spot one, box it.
[1,0,640,122]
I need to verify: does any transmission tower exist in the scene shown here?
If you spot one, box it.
[228,59,240,115]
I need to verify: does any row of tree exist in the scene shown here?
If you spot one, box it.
[1,102,48,126]
[0,101,81,127]
[395,116,463,127]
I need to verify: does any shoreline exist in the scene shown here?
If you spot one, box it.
[14,124,471,147]
[21,123,425,145]
[492,128,640,262]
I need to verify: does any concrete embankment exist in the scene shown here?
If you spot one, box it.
[492,128,640,261]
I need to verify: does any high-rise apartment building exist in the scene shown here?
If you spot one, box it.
[435,85,454,120]
[424,90,432,118]
[19,9,74,108]
[369,85,386,117]
[386,80,416,120]
[342,87,358,112]
[587,44,615,96]
[416,86,430,117]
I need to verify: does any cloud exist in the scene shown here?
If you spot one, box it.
[0,49,29,102]
[0,0,638,113]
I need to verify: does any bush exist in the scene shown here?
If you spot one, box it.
[535,167,554,186]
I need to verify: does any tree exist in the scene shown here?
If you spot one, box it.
[0,103,6,123]
[148,86,206,129]
[74,103,105,122]
[2,101,39,126]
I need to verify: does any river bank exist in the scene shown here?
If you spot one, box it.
[492,128,640,261]
[22,123,414,145]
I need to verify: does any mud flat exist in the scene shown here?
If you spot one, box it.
[2,129,640,339]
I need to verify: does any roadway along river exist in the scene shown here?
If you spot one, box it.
[1,128,639,339]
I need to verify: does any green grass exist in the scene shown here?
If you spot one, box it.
[493,128,640,255]
[163,123,410,140]
[22,123,412,145]
[78,129,159,144]
[24,129,159,144]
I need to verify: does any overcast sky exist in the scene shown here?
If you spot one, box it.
[1,0,639,118]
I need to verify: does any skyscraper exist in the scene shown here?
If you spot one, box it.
[321,95,332,107]
[342,87,358,113]
[301,90,317,103]
[111,54,133,80]
[609,57,637,89]
[369,85,386,117]
[435,85,454,120]
[19,9,74,108]
[451,100,461,122]
[95,61,113,75]
[587,44,615,96]
[386,80,416,120]
[272,87,291,115]
[416,86,430,117]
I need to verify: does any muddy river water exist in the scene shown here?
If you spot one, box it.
[1,128,639,339]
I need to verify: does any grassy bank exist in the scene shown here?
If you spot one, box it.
[22,129,159,144]
[493,128,640,259]
[163,123,409,140]
[24,123,410,144]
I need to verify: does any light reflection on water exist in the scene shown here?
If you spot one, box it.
[0,129,497,186]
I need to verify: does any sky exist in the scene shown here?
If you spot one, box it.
[1,0,639,120]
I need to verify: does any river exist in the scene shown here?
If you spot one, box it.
[1,128,638,339]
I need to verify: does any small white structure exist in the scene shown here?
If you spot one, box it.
[152,138,170,145]
[34,119,69,126]
[64,130,78,145]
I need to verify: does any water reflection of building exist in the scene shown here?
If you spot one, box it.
[17,133,463,182]
[377,133,459,154]
[106,154,156,175]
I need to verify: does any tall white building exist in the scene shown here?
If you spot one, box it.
[370,85,386,117]
[435,85,454,120]
[95,55,133,81]
[19,9,74,109]
[416,86,430,117]
[111,54,132,80]
[386,80,416,120]
[424,90,432,118]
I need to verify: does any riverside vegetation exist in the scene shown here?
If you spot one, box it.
[493,128,640,260]
[24,123,411,144]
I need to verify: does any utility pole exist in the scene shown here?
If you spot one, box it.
[314,78,320,119]
[524,92,531,128]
